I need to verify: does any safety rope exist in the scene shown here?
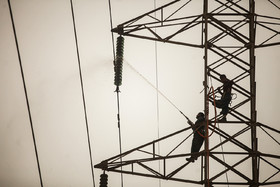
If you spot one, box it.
[107,0,124,187]
[209,75,229,186]
[7,1,44,186]
[69,1,96,186]
[196,86,217,138]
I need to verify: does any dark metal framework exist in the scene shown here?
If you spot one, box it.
[96,0,280,186]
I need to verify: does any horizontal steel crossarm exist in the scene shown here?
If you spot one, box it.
[94,127,191,169]
[122,33,203,48]
[165,160,196,180]
[255,14,280,48]
[105,166,203,184]
[137,162,164,177]
[163,15,202,41]
[121,14,202,32]
[98,152,206,184]
[115,15,204,48]
[100,152,194,170]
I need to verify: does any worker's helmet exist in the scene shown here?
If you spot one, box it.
[220,74,226,79]
[196,112,204,119]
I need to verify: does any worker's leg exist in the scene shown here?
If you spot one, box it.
[191,134,204,158]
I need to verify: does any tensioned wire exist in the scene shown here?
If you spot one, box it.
[154,1,162,187]
[7,0,44,186]
[107,0,124,187]
[69,0,96,186]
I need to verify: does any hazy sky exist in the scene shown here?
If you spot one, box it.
[0,0,280,187]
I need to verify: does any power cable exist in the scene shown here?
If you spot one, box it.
[107,0,124,187]
[69,1,96,186]
[108,0,116,61]
[153,1,161,187]
[7,0,44,186]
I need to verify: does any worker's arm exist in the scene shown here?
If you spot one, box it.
[187,120,194,128]
[217,86,222,95]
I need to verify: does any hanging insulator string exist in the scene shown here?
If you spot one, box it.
[99,173,108,187]
[7,0,44,186]
[114,36,124,89]
[70,0,96,186]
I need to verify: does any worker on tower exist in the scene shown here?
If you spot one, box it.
[213,74,233,122]
[186,112,206,163]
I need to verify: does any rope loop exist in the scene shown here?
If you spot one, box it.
[196,86,217,138]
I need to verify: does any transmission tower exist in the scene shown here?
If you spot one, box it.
[95,0,280,186]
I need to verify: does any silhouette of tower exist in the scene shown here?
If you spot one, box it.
[96,0,280,186]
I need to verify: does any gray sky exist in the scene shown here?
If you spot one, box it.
[0,0,280,187]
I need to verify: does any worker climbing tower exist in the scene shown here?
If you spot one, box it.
[95,0,280,186]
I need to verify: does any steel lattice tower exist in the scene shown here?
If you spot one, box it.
[95,0,280,186]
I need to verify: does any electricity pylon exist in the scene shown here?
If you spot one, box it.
[95,0,280,186]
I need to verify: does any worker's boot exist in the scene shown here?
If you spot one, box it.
[186,156,196,163]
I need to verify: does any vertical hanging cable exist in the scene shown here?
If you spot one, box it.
[7,0,43,186]
[218,124,230,187]
[108,0,116,61]
[70,1,95,186]
[154,1,161,187]
[209,76,229,186]
[108,1,124,187]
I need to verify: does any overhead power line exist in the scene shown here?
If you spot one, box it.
[7,0,44,186]
[69,0,96,186]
